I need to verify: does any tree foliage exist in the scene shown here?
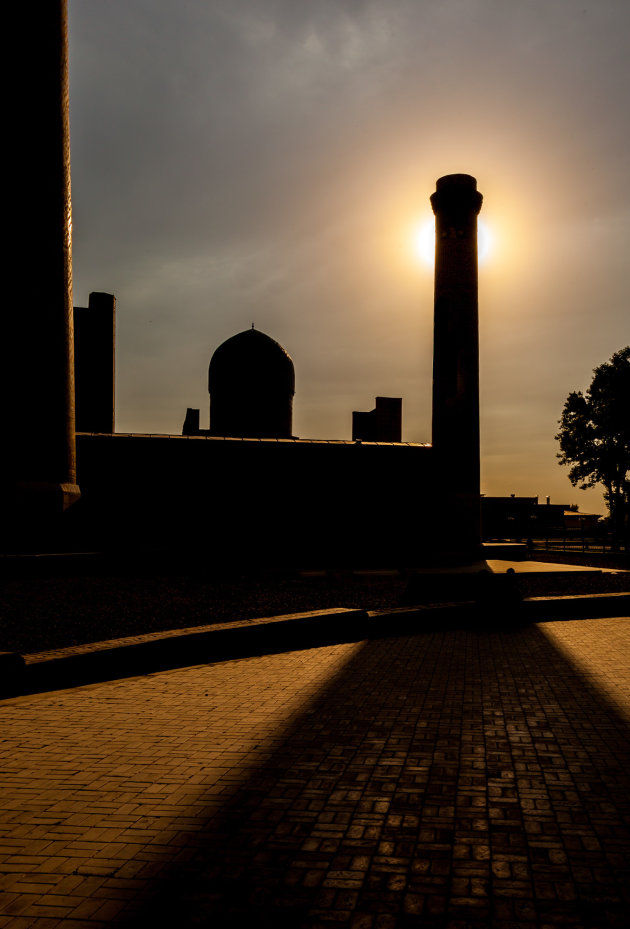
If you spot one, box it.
[556,347,630,542]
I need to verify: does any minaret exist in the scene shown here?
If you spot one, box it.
[430,174,483,560]
[3,0,80,549]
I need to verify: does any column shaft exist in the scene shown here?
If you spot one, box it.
[4,0,79,548]
[430,174,483,559]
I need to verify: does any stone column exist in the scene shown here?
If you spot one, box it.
[4,0,80,549]
[430,174,483,560]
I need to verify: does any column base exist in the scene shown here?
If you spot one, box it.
[4,481,81,553]
[15,481,81,513]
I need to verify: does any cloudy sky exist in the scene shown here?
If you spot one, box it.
[68,0,629,514]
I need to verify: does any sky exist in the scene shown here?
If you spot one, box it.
[68,0,630,516]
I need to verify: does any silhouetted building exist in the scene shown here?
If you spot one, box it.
[48,174,487,567]
[182,408,200,436]
[184,327,295,439]
[481,496,538,541]
[561,507,602,534]
[352,397,402,442]
[74,292,115,434]
[74,432,434,565]
[70,176,484,566]
[3,0,488,567]
[481,495,602,540]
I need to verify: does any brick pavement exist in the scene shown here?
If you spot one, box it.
[1,617,629,928]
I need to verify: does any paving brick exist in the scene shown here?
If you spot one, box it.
[1,617,630,926]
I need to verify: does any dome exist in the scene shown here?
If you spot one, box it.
[208,328,295,396]
[208,328,295,438]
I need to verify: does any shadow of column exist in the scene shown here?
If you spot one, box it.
[113,622,630,929]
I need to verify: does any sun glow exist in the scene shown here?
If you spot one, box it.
[413,218,493,266]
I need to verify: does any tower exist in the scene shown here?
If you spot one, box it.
[74,292,116,434]
[430,174,483,560]
[3,0,80,550]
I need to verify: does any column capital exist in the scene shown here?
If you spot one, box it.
[431,174,483,218]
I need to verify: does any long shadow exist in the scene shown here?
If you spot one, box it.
[111,622,630,929]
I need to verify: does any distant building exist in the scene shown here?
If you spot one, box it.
[481,496,538,541]
[481,495,601,541]
[352,397,402,443]
[560,506,602,534]
[74,292,115,434]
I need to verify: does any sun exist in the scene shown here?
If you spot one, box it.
[413,218,492,266]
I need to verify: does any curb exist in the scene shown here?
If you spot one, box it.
[522,591,630,618]
[0,651,26,692]
[7,608,369,697]
[3,594,630,698]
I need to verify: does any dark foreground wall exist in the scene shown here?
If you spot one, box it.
[70,434,436,567]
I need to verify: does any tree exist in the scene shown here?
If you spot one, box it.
[556,347,630,547]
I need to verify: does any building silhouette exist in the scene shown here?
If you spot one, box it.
[74,293,116,435]
[183,328,295,439]
[5,8,607,570]
[65,176,484,567]
[5,13,486,573]
[352,397,402,443]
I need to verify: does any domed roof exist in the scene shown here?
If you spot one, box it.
[208,327,295,395]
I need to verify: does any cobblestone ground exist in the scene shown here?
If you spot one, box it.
[1,617,629,928]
